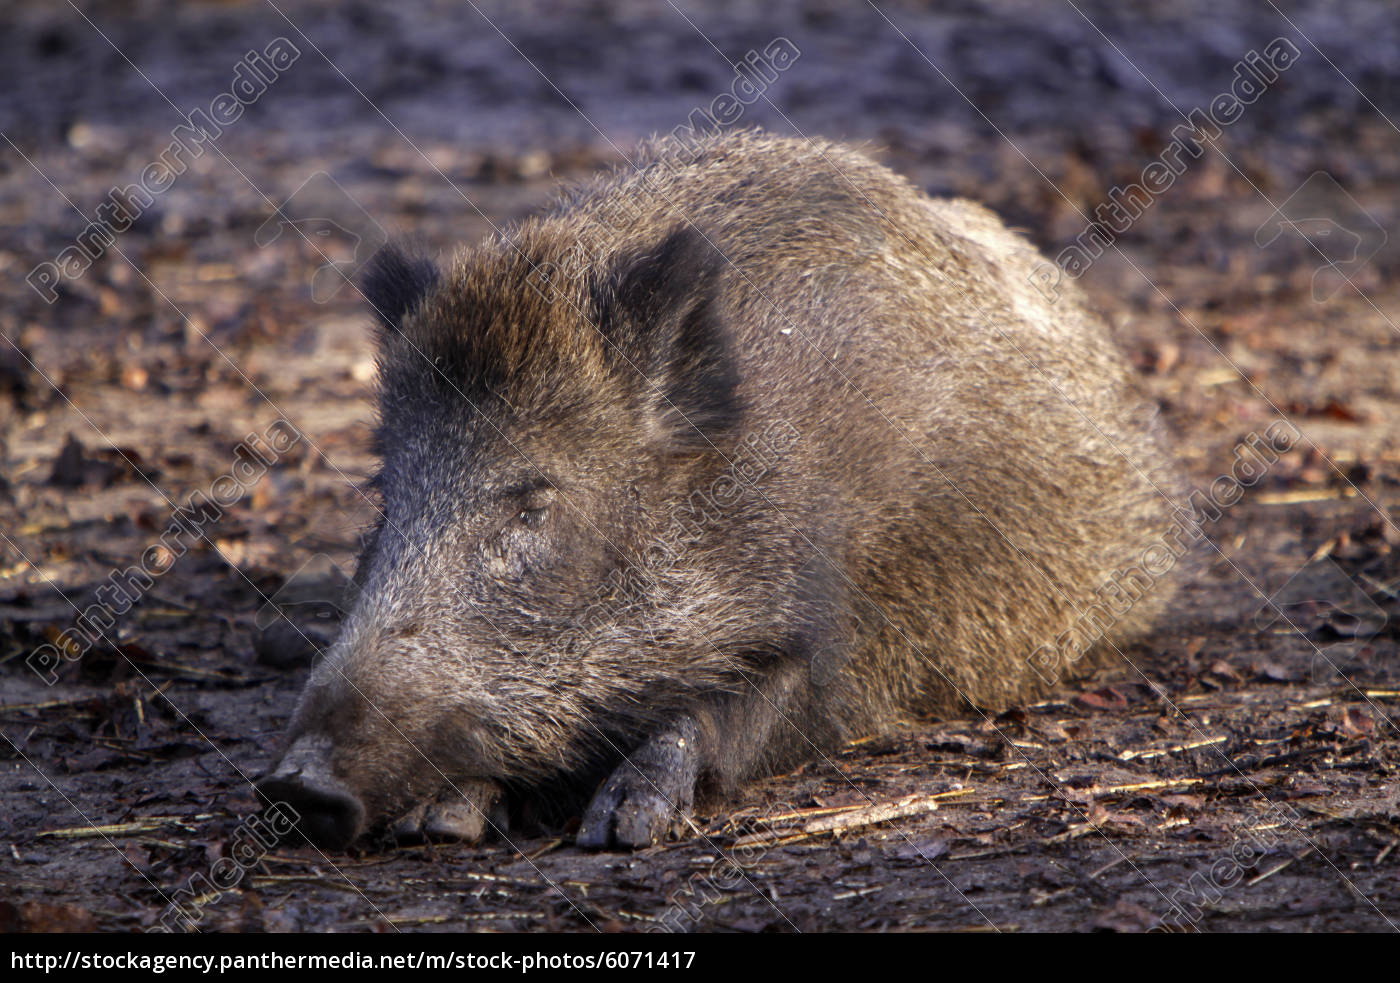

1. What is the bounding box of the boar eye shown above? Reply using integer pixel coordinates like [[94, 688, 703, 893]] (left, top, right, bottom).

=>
[[516, 506, 548, 529]]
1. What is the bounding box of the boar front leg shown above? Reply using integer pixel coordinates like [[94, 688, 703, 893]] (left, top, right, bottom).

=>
[[578, 657, 820, 850], [389, 778, 508, 845], [576, 716, 701, 849]]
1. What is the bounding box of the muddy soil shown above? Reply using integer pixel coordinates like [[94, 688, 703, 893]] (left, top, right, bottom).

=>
[[1, 0, 1398, 933]]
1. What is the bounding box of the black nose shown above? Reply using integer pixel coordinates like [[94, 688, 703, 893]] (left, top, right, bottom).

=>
[[256, 772, 365, 851]]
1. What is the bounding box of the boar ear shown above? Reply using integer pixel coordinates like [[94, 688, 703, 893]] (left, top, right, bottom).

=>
[[606, 226, 741, 452], [361, 244, 440, 334]]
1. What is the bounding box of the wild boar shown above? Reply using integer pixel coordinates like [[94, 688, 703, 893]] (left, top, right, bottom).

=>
[[256, 131, 1189, 850]]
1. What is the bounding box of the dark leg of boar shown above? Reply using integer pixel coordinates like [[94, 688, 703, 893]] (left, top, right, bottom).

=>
[[578, 660, 818, 848], [577, 716, 700, 849], [389, 779, 508, 845]]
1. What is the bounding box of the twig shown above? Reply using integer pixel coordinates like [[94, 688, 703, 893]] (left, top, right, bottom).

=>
[[1026, 777, 1206, 802], [0, 696, 105, 714], [744, 787, 972, 828], [832, 885, 882, 900], [1245, 858, 1294, 887], [731, 792, 944, 849], [1089, 855, 1128, 879], [37, 815, 213, 839], [1119, 737, 1228, 761], [947, 847, 1022, 861], [1101, 778, 1206, 795], [1254, 488, 1357, 505], [246, 875, 365, 894], [525, 837, 564, 861]]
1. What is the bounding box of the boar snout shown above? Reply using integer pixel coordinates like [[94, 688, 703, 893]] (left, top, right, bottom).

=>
[[256, 735, 366, 850]]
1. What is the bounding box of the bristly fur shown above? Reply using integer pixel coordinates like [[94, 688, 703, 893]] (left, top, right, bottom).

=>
[[366, 221, 751, 502], [593, 227, 743, 451], [263, 130, 1193, 848], [361, 245, 439, 333]]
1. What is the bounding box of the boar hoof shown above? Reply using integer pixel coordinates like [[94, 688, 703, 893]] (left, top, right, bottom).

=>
[[390, 780, 507, 845], [577, 719, 700, 850]]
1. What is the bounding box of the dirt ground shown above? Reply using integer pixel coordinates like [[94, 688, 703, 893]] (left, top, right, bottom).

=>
[[1, 0, 1398, 933]]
